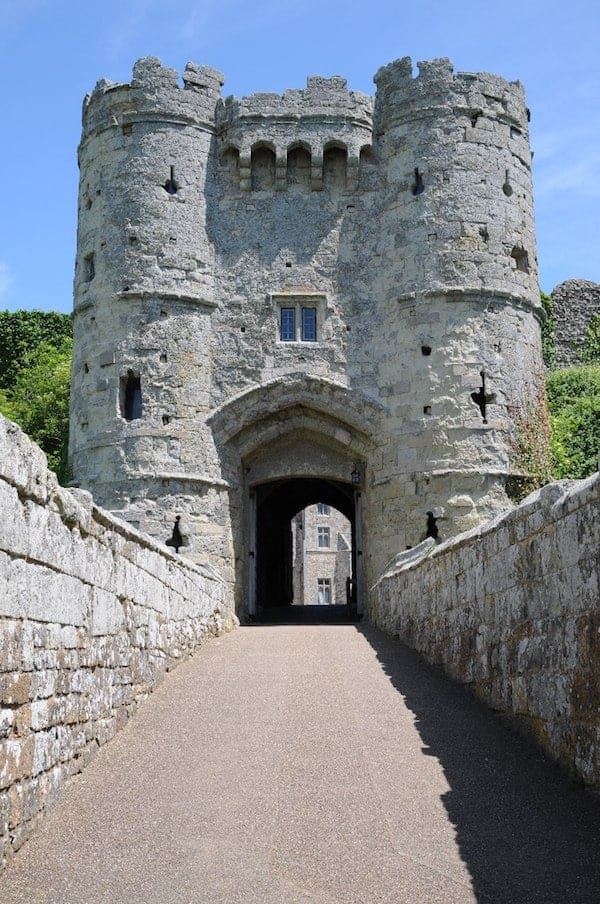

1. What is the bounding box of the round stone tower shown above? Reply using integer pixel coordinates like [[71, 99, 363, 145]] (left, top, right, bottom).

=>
[[70, 57, 231, 575], [69, 55, 548, 614], [361, 56, 546, 560]]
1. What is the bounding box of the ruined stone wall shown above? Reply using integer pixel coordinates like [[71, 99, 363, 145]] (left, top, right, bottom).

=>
[[551, 279, 600, 367], [0, 415, 234, 871], [370, 473, 600, 787]]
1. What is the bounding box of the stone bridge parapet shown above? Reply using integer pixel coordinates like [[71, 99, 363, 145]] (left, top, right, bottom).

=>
[[0, 415, 235, 872], [370, 471, 600, 787]]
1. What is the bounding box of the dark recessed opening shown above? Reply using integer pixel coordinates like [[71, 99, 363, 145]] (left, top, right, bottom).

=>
[[84, 253, 95, 282], [84, 363, 89, 374], [425, 512, 440, 542], [285, 262, 292, 268], [254, 476, 358, 621], [166, 516, 183, 553], [160, 352, 167, 363], [470, 370, 495, 424], [421, 345, 432, 356], [122, 123, 133, 136], [423, 405, 432, 415], [511, 246, 530, 273], [412, 167, 425, 196], [164, 166, 178, 195], [120, 370, 142, 421], [162, 414, 171, 425]]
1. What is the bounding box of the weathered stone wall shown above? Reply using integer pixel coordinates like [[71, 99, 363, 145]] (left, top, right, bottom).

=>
[[70, 54, 546, 615], [369, 473, 600, 787], [552, 279, 600, 367], [0, 415, 235, 871]]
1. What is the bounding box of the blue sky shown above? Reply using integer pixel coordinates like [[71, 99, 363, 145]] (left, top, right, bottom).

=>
[[0, 0, 598, 313]]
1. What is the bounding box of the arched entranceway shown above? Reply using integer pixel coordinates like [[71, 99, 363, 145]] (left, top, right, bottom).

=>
[[251, 477, 359, 619], [207, 374, 382, 618]]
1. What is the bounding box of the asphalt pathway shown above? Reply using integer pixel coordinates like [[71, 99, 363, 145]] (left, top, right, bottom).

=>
[[3, 623, 600, 904]]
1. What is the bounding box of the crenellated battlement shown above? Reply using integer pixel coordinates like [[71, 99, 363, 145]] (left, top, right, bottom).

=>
[[373, 56, 529, 134], [219, 75, 372, 123], [81, 57, 224, 142]]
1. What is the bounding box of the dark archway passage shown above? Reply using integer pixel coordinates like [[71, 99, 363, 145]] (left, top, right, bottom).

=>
[[254, 477, 356, 621]]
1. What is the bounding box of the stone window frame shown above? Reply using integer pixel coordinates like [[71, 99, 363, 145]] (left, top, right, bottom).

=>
[[272, 292, 327, 345], [317, 578, 332, 605], [317, 526, 331, 548]]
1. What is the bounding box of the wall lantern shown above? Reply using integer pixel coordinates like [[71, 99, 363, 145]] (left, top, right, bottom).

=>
[[351, 465, 361, 485]]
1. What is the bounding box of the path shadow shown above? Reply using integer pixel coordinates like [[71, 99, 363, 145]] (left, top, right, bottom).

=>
[[254, 604, 357, 625], [359, 622, 600, 904]]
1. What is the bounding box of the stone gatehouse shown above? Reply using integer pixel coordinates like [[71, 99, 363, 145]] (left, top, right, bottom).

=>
[[69, 54, 545, 616]]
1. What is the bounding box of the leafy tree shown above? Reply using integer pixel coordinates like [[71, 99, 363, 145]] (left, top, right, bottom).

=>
[[0, 339, 73, 484], [0, 310, 72, 391], [546, 365, 600, 480], [546, 364, 600, 411]]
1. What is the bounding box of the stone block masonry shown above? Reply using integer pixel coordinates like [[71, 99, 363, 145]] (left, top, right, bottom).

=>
[[369, 472, 600, 787], [0, 414, 235, 872]]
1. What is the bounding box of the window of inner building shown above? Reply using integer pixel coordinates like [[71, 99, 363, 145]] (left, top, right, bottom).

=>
[[301, 307, 317, 342], [280, 307, 296, 342], [120, 370, 142, 421], [317, 526, 330, 548], [317, 502, 330, 515], [317, 578, 332, 605]]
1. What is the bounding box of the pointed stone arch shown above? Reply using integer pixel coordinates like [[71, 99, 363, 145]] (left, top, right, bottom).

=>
[[208, 373, 383, 450], [208, 374, 382, 616]]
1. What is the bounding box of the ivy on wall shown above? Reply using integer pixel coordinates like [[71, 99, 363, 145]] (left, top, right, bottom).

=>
[[579, 314, 600, 365], [540, 291, 556, 369]]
